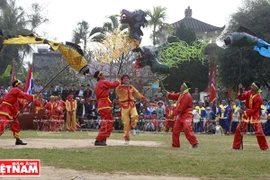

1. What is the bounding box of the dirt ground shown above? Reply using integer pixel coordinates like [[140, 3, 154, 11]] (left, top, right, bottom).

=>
[[0, 138, 200, 180], [0, 138, 162, 149]]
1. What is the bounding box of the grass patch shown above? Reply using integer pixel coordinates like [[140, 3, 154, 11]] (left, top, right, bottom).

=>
[[1, 130, 270, 179]]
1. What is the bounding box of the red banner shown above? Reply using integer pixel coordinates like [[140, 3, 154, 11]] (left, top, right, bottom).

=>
[[209, 75, 216, 103]]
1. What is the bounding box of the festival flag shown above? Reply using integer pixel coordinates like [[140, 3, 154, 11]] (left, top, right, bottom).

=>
[[24, 66, 34, 94], [151, 81, 159, 89], [209, 76, 216, 103], [10, 61, 16, 83]]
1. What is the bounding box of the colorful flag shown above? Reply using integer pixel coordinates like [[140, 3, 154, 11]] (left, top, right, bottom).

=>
[[24, 66, 34, 94], [10, 61, 16, 84], [151, 81, 159, 89], [209, 76, 216, 103]]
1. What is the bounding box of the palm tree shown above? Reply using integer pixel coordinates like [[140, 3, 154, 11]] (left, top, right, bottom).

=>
[[103, 15, 119, 32], [145, 6, 168, 45], [72, 20, 106, 52], [0, 0, 47, 75]]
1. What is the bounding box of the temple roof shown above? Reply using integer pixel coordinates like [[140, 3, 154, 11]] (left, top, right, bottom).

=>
[[172, 6, 225, 32]]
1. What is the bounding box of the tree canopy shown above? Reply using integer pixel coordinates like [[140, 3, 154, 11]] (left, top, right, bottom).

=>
[[217, 0, 270, 90], [0, 0, 47, 79], [160, 23, 209, 92]]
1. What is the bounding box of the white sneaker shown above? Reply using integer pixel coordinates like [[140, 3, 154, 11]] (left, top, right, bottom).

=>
[[124, 140, 129, 145], [131, 129, 136, 136]]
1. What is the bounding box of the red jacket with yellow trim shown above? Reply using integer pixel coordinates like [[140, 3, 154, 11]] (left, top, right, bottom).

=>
[[33, 98, 46, 114], [168, 91, 193, 119], [0, 87, 34, 119], [238, 90, 262, 123], [165, 105, 176, 121], [95, 79, 120, 111], [116, 85, 143, 109]]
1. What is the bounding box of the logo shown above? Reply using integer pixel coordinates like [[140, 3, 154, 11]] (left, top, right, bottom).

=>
[[0, 159, 40, 177]]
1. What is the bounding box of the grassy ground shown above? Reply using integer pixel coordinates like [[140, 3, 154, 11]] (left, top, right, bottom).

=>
[[1, 130, 270, 180]]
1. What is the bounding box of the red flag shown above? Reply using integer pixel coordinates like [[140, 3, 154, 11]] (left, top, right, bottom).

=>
[[209, 76, 216, 103], [24, 66, 34, 94]]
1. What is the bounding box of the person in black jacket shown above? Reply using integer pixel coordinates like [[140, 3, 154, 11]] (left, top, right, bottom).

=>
[[61, 84, 69, 101], [83, 84, 92, 100]]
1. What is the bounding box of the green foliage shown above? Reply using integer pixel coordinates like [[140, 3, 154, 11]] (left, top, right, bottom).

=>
[[0, 64, 11, 85], [217, 0, 270, 90], [158, 22, 209, 91], [158, 40, 208, 68], [164, 60, 209, 92], [2, 64, 11, 77], [0, 0, 48, 75]]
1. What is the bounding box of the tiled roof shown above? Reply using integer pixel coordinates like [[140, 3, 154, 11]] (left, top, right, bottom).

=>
[[172, 6, 225, 32], [172, 18, 225, 32]]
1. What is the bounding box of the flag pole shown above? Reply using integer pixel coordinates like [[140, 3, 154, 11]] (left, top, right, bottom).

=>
[[239, 47, 244, 150], [16, 64, 70, 118]]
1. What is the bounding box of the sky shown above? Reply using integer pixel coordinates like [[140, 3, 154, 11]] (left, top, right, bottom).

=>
[[19, 0, 244, 47]]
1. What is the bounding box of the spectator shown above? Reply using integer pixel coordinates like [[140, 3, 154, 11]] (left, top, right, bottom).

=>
[[145, 102, 156, 116], [76, 95, 85, 127], [32, 79, 43, 94], [154, 89, 163, 101], [84, 84, 92, 100], [192, 88, 200, 103], [76, 84, 85, 97], [156, 101, 165, 119], [217, 99, 230, 135], [0, 84, 8, 95], [54, 81, 63, 96], [61, 84, 69, 101], [69, 84, 77, 97]]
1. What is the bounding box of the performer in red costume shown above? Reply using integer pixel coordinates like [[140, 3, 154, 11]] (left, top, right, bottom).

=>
[[0, 80, 35, 145], [33, 94, 46, 114], [232, 82, 268, 150], [164, 103, 176, 132], [167, 81, 199, 148], [44, 96, 55, 131], [93, 71, 120, 146], [56, 95, 66, 131]]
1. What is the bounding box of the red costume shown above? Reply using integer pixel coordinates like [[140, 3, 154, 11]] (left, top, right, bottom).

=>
[[233, 90, 268, 150], [168, 91, 198, 148], [33, 97, 46, 114], [18, 98, 31, 112], [53, 99, 65, 132], [44, 100, 55, 131], [164, 104, 176, 132], [95, 79, 120, 142], [0, 87, 34, 137]]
